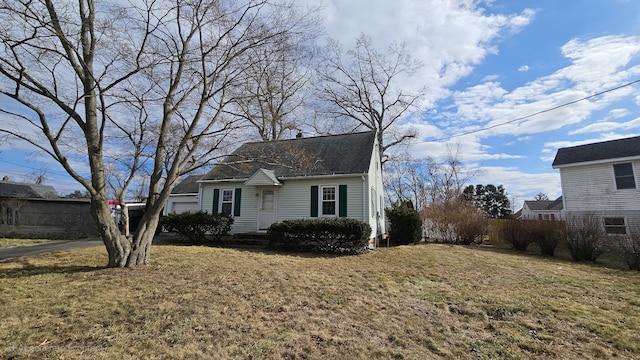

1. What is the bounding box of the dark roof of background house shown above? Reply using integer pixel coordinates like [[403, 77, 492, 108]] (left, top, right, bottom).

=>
[[171, 175, 201, 194], [203, 131, 376, 181], [524, 196, 563, 211], [0, 181, 58, 199], [552, 135, 640, 167]]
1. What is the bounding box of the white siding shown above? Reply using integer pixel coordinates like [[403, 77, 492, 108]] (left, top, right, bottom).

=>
[[276, 177, 365, 221], [164, 194, 198, 215], [200, 182, 258, 233], [365, 137, 385, 238], [560, 160, 640, 212], [200, 177, 371, 235]]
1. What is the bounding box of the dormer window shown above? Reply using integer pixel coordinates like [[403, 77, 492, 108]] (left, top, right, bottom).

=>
[[613, 163, 636, 190]]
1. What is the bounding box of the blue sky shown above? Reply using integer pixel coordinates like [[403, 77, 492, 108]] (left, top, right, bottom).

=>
[[312, 0, 640, 208], [1, 0, 640, 210]]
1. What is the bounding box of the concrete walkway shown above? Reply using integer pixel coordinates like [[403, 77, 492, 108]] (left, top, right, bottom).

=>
[[0, 239, 103, 260]]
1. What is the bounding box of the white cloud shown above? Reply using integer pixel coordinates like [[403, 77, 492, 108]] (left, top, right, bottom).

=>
[[471, 166, 562, 209], [518, 65, 529, 72], [436, 35, 640, 139], [310, 0, 534, 106], [569, 117, 640, 135]]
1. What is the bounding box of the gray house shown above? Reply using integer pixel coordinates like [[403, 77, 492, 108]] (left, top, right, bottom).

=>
[[552, 135, 640, 234], [199, 131, 386, 246], [0, 180, 97, 238]]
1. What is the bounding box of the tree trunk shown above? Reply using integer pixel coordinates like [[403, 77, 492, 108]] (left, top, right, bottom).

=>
[[126, 209, 160, 266], [90, 198, 131, 267]]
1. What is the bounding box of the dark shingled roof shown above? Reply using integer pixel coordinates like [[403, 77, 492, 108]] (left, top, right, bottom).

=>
[[524, 196, 563, 211], [171, 175, 202, 194], [203, 131, 376, 181], [552, 135, 640, 167], [0, 181, 58, 199]]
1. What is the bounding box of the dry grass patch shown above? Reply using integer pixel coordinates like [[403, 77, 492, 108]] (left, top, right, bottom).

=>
[[0, 244, 639, 359], [0, 239, 58, 248]]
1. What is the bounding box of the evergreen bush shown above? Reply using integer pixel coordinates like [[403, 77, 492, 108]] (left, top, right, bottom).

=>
[[267, 218, 371, 254], [385, 202, 422, 245]]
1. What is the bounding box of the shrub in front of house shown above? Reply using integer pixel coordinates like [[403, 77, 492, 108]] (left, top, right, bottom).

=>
[[385, 201, 422, 245], [613, 230, 640, 271], [527, 220, 566, 257], [565, 213, 604, 262], [159, 211, 233, 244], [267, 218, 371, 254], [498, 219, 532, 251]]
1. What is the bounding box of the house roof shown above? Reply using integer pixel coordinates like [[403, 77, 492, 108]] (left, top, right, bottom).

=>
[[202, 131, 376, 181], [0, 181, 58, 199], [524, 196, 563, 211], [552, 135, 640, 167], [171, 175, 202, 194]]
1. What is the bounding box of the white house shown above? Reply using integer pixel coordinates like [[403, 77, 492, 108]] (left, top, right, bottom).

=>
[[198, 131, 386, 245], [552, 136, 640, 234], [520, 197, 564, 221]]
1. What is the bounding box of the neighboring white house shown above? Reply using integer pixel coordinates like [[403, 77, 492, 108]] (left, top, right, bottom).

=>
[[198, 131, 386, 246], [552, 135, 640, 234], [164, 175, 201, 215], [520, 197, 564, 221]]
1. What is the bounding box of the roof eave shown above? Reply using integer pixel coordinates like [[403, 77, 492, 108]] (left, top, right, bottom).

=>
[[552, 154, 640, 169]]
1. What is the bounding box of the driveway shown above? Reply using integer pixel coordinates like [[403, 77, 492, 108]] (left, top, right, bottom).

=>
[[0, 239, 103, 260]]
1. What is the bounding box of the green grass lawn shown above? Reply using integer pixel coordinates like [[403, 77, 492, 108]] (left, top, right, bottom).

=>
[[0, 243, 638, 359]]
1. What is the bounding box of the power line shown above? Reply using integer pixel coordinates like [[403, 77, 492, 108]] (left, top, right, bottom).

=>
[[428, 79, 640, 142]]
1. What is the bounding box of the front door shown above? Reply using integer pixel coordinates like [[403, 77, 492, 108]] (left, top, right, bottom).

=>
[[258, 188, 276, 230]]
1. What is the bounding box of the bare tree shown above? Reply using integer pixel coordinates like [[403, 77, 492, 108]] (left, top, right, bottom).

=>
[[230, 3, 322, 141], [534, 192, 550, 201], [315, 33, 426, 164], [385, 144, 475, 211], [0, 0, 305, 267], [0, 194, 27, 232]]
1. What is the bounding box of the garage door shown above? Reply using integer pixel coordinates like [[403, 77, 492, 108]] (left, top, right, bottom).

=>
[[171, 202, 198, 213]]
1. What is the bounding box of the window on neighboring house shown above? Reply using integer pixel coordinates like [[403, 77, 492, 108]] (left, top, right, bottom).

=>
[[613, 163, 636, 190], [6, 207, 12, 225], [604, 217, 627, 235], [221, 189, 234, 215], [321, 186, 336, 216]]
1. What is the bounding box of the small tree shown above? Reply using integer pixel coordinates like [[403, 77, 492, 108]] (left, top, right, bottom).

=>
[[385, 201, 422, 245]]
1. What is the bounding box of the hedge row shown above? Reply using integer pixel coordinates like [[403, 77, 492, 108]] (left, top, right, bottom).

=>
[[159, 211, 233, 244], [267, 218, 372, 254]]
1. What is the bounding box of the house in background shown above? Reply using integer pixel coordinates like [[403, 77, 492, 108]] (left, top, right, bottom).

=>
[[552, 135, 640, 234], [198, 131, 386, 246], [164, 175, 201, 215], [0, 179, 97, 238], [520, 196, 564, 221]]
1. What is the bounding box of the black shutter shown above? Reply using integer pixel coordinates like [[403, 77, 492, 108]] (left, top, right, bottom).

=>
[[213, 189, 220, 214], [234, 188, 242, 217], [339, 185, 347, 217], [311, 186, 318, 217]]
